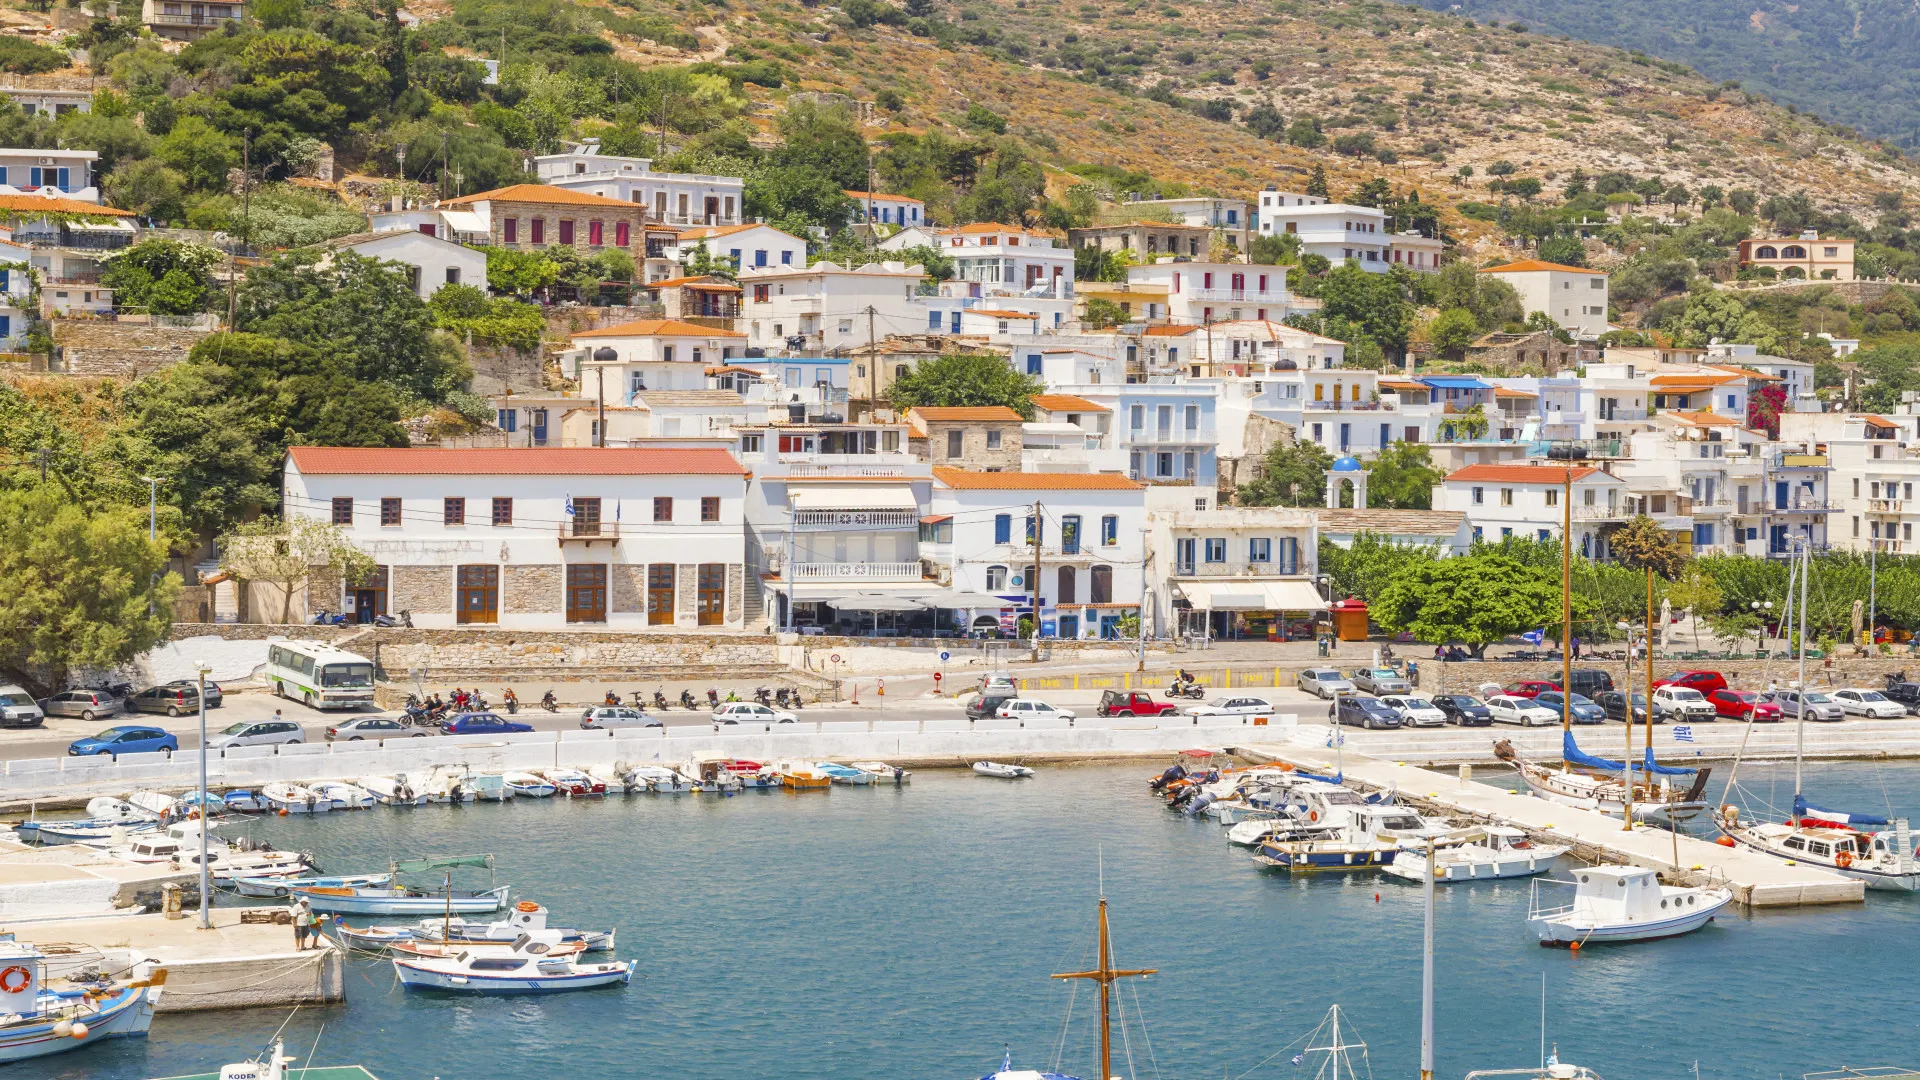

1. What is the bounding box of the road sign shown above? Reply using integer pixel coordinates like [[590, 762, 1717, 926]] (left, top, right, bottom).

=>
[[829, 653, 842, 663], [933, 672, 943, 683], [939, 650, 951, 662]]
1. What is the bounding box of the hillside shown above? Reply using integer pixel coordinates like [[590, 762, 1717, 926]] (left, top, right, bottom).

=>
[[1393, 0, 1920, 150]]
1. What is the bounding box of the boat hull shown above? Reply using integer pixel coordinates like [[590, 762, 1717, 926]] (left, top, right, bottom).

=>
[[229, 873, 389, 899], [0, 985, 158, 1064], [1531, 898, 1729, 944], [1382, 850, 1563, 883], [392, 960, 633, 995], [295, 885, 509, 915], [1252, 844, 1399, 871]]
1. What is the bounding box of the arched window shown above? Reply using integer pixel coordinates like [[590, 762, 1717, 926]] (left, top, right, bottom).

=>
[[1057, 566, 1076, 605], [1781, 245, 1807, 259], [1090, 565, 1114, 604], [1783, 266, 1806, 279], [985, 565, 1008, 592], [1754, 245, 1778, 259]]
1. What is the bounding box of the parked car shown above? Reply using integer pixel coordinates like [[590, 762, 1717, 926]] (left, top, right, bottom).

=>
[[1708, 689, 1783, 722], [207, 719, 307, 749], [1486, 695, 1559, 726], [1566, 669, 1615, 700], [162, 679, 223, 709], [326, 717, 416, 741], [67, 726, 177, 756], [1098, 691, 1182, 718], [582, 706, 664, 729], [1653, 670, 1729, 696], [1184, 695, 1280, 719], [0, 685, 44, 728], [127, 685, 209, 718], [1297, 668, 1356, 699], [996, 699, 1077, 722], [1351, 667, 1410, 695], [1771, 689, 1846, 723], [1501, 679, 1561, 700], [1532, 691, 1606, 725], [1883, 673, 1920, 714], [1651, 686, 1717, 722], [41, 689, 121, 721], [1336, 695, 1403, 729], [1376, 695, 1447, 727], [442, 712, 534, 736], [1430, 694, 1493, 726], [966, 691, 1016, 721], [1594, 691, 1653, 724], [979, 673, 1018, 696], [712, 703, 797, 725], [1830, 688, 1909, 719]]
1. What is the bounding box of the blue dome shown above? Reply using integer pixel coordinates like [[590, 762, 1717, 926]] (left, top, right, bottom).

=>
[[1331, 455, 1363, 472]]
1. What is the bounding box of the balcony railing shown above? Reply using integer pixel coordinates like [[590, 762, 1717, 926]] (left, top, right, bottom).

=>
[[1176, 563, 1308, 579], [1526, 439, 1624, 458], [557, 521, 620, 543], [790, 561, 923, 581], [1869, 499, 1905, 515], [147, 11, 242, 26], [782, 458, 913, 478], [793, 509, 919, 530], [1187, 288, 1282, 302], [1304, 400, 1389, 412], [1771, 453, 1831, 469], [1771, 499, 1834, 514], [1127, 426, 1217, 445], [1571, 505, 1624, 520]]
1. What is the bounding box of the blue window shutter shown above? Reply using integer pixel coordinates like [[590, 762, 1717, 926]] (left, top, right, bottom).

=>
[[950, 313, 961, 333], [0, 315, 11, 340], [994, 514, 1011, 544], [929, 309, 941, 329], [56, 167, 68, 191], [28, 167, 40, 187], [1026, 354, 1042, 375]]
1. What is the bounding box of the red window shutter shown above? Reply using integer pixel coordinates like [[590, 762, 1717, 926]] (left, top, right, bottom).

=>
[[615, 221, 630, 246], [558, 219, 575, 244], [503, 218, 517, 243], [589, 220, 603, 246], [530, 218, 544, 244]]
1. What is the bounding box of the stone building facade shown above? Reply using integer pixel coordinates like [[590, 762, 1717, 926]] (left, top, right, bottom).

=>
[[906, 406, 1025, 471]]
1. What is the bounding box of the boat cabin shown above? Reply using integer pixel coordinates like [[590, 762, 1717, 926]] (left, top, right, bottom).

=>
[[1566, 866, 1703, 922]]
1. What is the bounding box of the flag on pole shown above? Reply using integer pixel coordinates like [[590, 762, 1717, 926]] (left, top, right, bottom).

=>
[[1290, 1053, 1305, 1067], [1672, 725, 1695, 743], [564, 494, 575, 517]]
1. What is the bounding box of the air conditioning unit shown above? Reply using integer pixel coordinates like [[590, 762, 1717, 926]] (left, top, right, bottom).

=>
[[36, 158, 52, 166]]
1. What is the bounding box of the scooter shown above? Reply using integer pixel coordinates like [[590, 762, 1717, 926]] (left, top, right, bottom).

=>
[[755, 686, 772, 706], [774, 688, 791, 708], [540, 690, 558, 712], [680, 689, 698, 710], [706, 689, 720, 708], [604, 691, 621, 707], [311, 610, 347, 626], [654, 689, 670, 711], [723, 689, 741, 704], [1168, 679, 1206, 700], [372, 610, 412, 628]]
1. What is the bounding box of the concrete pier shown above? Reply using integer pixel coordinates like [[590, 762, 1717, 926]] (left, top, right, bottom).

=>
[[1239, 729, 1865, 908]]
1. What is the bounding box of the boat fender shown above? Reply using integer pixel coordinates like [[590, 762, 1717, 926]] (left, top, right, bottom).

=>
[[0, 966, 29, 992], [1308, 810, 1319, 822], [52, 1019, 71, 1037], [1836, 851, 1854, 869], [70, 1022, 88, 1040]]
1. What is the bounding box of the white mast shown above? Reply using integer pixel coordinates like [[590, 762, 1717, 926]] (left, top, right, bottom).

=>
[[1795, 537, 1809, 801]]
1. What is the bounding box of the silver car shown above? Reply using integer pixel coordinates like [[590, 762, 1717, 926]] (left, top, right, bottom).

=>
[[42, 689, 122, 721], [1351, 667, 1410, 695], [1297, 668, 1356, 699], [1771, 689, 1845, 723], [1830, 689, 1908, 719], [207, 719, 307, 749]]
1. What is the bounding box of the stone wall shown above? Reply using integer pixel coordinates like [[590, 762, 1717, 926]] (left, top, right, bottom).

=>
[[610, 563, 646, 614], [391, 565, 452, 614], [52, 320, 211, 378], [503, 564, 561, 614], [466, 342, 545, 398], [676, 563, 697, 625], [914, 419, 1023, 470]]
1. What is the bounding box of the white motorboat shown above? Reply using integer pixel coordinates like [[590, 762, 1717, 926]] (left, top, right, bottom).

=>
[[313, 782, 377, 811], [1719, 807, 1920, 891], [226, 872, 391, 899], [1527, 865, 1733, 945], [85, 797, 150, 823], [633, 765, 691, 793], [1382, 826, 1569, 884], [172, 1039, 378, 1080], [261, 782, 330, 814], [588, 765, 643, 795], [88, 821, 309, 877], [15, 815, 159, 846], [223, 790, 270, 813], [358, 775, 427, 806], [535, 768, 606, 797], [334, 901, 616, 953], [850, 760, 911, 784], [391, 929, 633, 995], [127, 790, 179, 821], [972, 761, 1033, 779], [453, 772, 500, 802], [0, 943, 164, 1065], [503, 772, 557, 798]]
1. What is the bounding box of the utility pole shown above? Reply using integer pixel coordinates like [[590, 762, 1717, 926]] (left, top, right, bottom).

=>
[[866, 305, 876, 354], [1136, 548, 1148, 672], [1031, 499, 1042, 661]]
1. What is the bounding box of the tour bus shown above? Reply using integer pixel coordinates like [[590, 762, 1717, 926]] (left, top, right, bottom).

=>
[[264, 641, 377, 710]]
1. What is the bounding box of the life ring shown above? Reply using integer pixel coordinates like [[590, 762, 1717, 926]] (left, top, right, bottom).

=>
[[1836, 851, 1854, 869], [1308, 810, 1319, 822], [0, 966, 31, 993], [516, 901, 539, 913]]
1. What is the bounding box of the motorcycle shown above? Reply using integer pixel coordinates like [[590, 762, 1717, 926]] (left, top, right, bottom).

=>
[[773, 688, 790, 708], [1168, 679, 1206, 700], [654, 689, 670, 711], [604, 691, 621, 707], [755, 686, 772, 706], [502, 689, 519, 715], [706, 689, 720, 708], [680, 689, 698, 710], [723, 689, 741, 704], [540, 690, 558, 712], [402, 702, 433, 727], [311, 610, 347, 626]]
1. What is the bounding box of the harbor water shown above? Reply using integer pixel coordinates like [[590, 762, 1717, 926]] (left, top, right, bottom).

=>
[[41, 758, 1920, 1080]]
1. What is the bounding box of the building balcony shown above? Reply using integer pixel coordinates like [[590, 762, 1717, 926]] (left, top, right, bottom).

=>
[[1771, 453, 1831, 470], [147, 12, 243, 27], [557, 521, 620, 545], [1868, 498, 1905, 515], [789, 561, 924, 582], [1689, 499, 1735, 516], [1175, 562, 1308, 578], [1571, 505, 1625, 521], [1126, 427, 1217, 445], [1305, 400, 1392, 412], [1186, 288, 1284, 303], [780, 456, 916, 478], [1770, 499, 1834, 514], [1023, 446, 1130, 472], [792, 509, 919, 531], [1526, 438, 1625, 459]]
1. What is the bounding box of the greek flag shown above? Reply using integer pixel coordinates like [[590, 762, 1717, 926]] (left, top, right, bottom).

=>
[[564, 495, 576, 518], [1291, 1053, 1305, 1067], [1672, 725, 1695, 743], [1325, 730, 1345, 749]]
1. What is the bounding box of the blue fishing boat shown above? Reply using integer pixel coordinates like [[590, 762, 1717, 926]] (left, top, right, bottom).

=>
[[15, 817, 160, 845], [813, 762, 875, 786], [0, 942, 164, 1065], [291, 854, 507, 915], [228, 872, 391, 900], [391, 929, 632, 994]]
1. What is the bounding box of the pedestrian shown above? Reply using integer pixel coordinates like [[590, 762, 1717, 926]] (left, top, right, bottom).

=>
[[272, 709, 283, 723], [290, 897, 308, 951], [302, 902, 322, 950]]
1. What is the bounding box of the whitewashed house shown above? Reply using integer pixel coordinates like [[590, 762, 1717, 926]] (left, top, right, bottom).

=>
[[740, 260, 929, 355], [1146, 505, 1324, 642], [671, 223, 806, 273], [0, 149, 97, 202], [536, 142, 744, 227], [319, 230, 488, 298], [1253, 190, 1389, 271], [1478, 260, 1610, 339], [1431, 462, 1629, 558]]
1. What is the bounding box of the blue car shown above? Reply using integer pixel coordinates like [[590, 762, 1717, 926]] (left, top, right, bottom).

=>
[[442, 712, 534, 736], [68, 726, 179, 756], [1533, 691, 1606, 725]]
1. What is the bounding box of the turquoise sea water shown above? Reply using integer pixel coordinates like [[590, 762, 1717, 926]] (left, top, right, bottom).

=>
[[38, 758, 1920, 1080]]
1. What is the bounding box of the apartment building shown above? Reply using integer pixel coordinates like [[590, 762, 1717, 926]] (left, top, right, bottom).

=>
[[1253, 190, 1390, 271], [374, 184, 650, 256], [1478, 260, 1611, 339], [1431, 463, 1629, 559], [1737, 232, 1855, 281], [740, 260, 929, 355], [1147, 506, 1323, 642], [536, 143, 744, 227]]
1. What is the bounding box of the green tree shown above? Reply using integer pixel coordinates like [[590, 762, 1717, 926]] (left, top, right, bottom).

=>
[[887, 352, 1043, 417], [1286, 117, 1325, 148], [1535, 235, 1585, 267], [1081, 297, 1126, 330], [0, 488, 177, 693], [895, 244, 955, 281], [1665, 290, 1790, 354], [1426, 307, 1481, 360], [155, 115, 239, 192], [1364, 442, 1442, 509], [218, 514, 376, 625], [1305, 163, 1329, 198], [1237, 440, 1333, 508], [1250, 232, 1300, 266], [238, 251, 464, 401], [113, 362, 280, 534], [1350, 177, 1391, 208], [1320, 263, 1413, 354], [1610, 514, 1689, 579], [100, 238, 221, 315], [102, 159, 185, 220], [1318, 531, 1440, 603], [1371, 554, 1563, 657], [769, 99, 870, 190], [1666, 564, 1723, 648], [484, 247, 560, 298]]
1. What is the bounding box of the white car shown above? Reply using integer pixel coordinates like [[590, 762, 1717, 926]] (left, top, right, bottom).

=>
[[207, 719, 307, 748], [1486, 695, 1558, 726], [1297, 668, 1356, 699], [581, 706, 664, 729], [1377, 695, 1447, 727], [1650, 686, 1716, 721], [712, 703, 797, 725], [996, 699, 1077, 722], [1831, 688, 1909, 719], [1185, 695, 1278, 718]]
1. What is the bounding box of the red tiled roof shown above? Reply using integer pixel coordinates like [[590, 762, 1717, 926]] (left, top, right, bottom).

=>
[[1030, 394, 1110, 413], [288, 447, 747, 476], [845, 190, 924, 203], [909, 406, 1024, 421], [933, 467, 1143, 491], [572, 318, 746, 339], [0, 194, 132, 216], [1445, 464, 1604, 484], [1861, 414, 1901, 429], [1143, 325, 1198, 337], [1478, 259, 1606, 275], [441, 184, 638, 209], [1671, 411, 1741, 427]]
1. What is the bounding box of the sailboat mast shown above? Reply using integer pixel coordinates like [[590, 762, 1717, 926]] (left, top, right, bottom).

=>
[[1644, 565, 1655, 794], [1419, 837, 1435, 1080], [1796, 537, 1809, 801], [1098, 899, 1112, 1080], [1561, 469, 1572, 735]]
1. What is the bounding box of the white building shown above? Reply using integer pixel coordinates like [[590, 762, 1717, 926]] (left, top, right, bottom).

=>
[[1147, 505, 1323, 642], [1253, 190, 1389, 271], [740, 260, 928, 355], [847, 190, 924, 228], [535, 143, 744, 227], [0, 149, 98, 203], [671, 223, 805, 273], [1126, 260, 1290, 325], [1389, 232, 1444, 272], [1706, 342, 1817, 411], [1432, 462, 1629, 559], [924, 467, 1147, 640], [564, 318, 750, 389], [1782, 412, 1918, 555], [0, 85, 90, 119], [282, 446, 749, 630], [320, 230, 488, 298], [1478, 260, 1610, 339]]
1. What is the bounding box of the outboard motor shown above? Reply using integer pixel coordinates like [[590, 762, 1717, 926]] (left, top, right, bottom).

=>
[[1150, 764, 1188, 792]]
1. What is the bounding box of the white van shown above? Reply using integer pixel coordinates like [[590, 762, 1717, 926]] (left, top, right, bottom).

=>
[[0, 685, 44, 728]]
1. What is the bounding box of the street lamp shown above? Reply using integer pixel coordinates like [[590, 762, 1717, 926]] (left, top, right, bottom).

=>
[[1750, 600, 1774, 657], [195, 661, 211, 930]]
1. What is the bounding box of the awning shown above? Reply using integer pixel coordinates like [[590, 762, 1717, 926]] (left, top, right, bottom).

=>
[[1176, 580, 1328, 612], [789, 484, 918, 510], [441, 210, 488, 234], [1419, 376, 1491, 390], [71, 219, 134, 231]]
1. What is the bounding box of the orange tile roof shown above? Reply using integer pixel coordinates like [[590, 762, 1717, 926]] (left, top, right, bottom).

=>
[[933, 467, 1144, 491], [0, 194, 132, 217], [288, 447, 746, 476], [909, 406, 1024, 422], [1708, 365, 1782, 381], [844, 190, 923, 203], [1030, 394, 1111, 413], [1379, 380, 1428, 392], [1671, 411, 1741, 427], [1478, 259, 1607, 275], [441, 183, 639, 209], [572, 318, 746, 339], [1493, 387, 1539, 398], [1143, 325, 1198, 337], [1860, 414, 1902, 429], [966, 309, 1040, 319], [1445, 463, 1604, 484], [647, 275, 742, 292], [678, 223, 793, 241]]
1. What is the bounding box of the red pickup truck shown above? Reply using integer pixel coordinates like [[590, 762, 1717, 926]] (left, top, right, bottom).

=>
[[1098, 691, 1182, 718]]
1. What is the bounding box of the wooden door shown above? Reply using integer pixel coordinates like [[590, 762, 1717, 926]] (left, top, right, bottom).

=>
[[456, 565, 498, 624], [696, 564, 725, 626], [566, 564, 607, 623], [647, 564, 676, 625]]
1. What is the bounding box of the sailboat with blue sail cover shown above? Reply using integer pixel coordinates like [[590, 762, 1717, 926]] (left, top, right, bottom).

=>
[[1494, 730, 1712, 823]]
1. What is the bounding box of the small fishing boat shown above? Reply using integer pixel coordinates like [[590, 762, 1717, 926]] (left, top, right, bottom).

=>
[[588, 765, 643, 795], [454, 773, 500, 802], [537, 768, 605, 797], [312, 782, 377, 811], [88, 821, 309, 877], [332, 901, 615, 953], [1251, 817, 1403, 871], [0, 943, 165, 1065], [502, 772, 557, 798], [850, 761, 911, 784], [150, 1038, 383, 1080], [223, 790, 269, 813], [296, 883, 511, 916], [814, 762, 875, 786], [260, 783, 330, 814], [1527, 865, 1732, 946], [15, 816, 160, 846], [972, 761, 1033, 779], [227, 872, 391, 899], [391, 930, 633, 995], [1382, 826, 1569, 884], [128, 790, 180, 821], [391, 935, 585, 959], [682, 758, 745, 793], [358, 776, 426, 807], [633, 765, 692, 793], [86, 797, 151, 823]]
